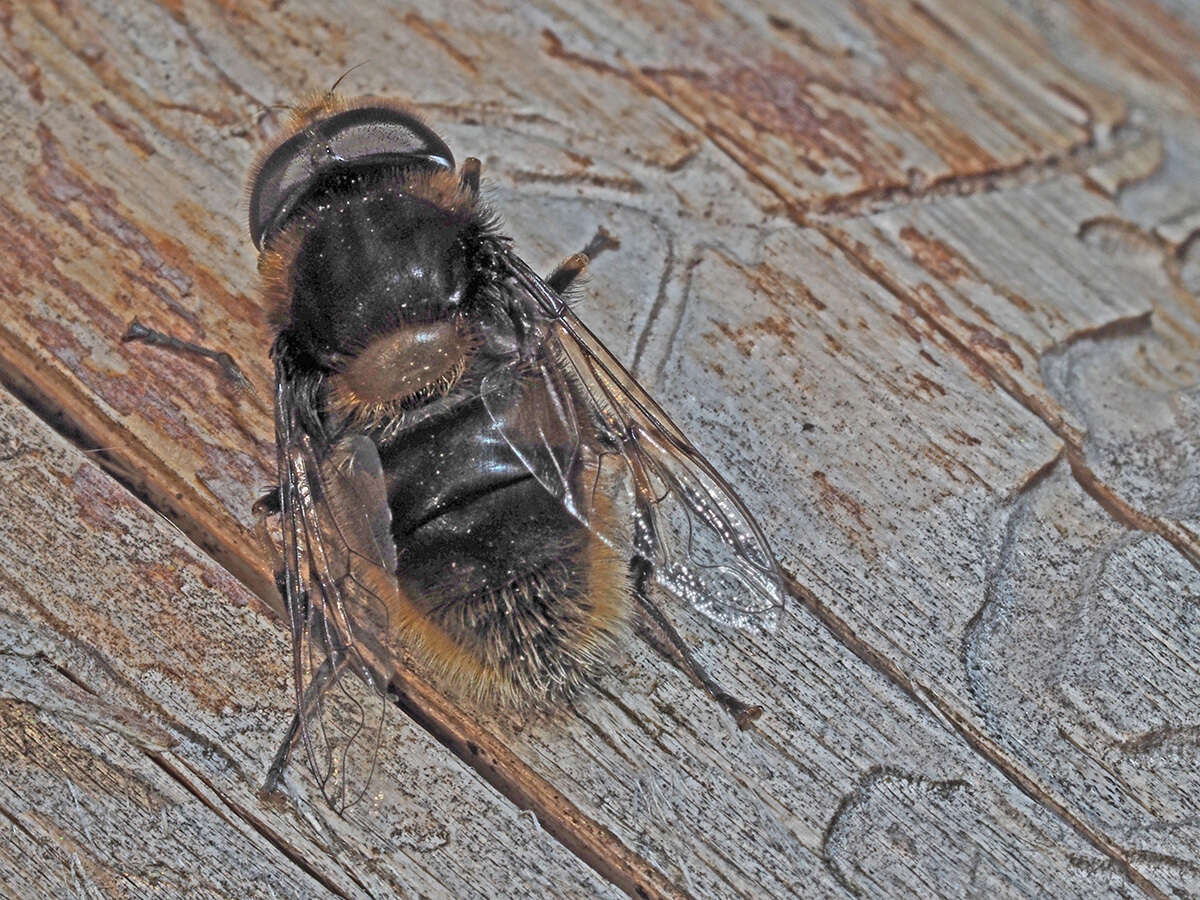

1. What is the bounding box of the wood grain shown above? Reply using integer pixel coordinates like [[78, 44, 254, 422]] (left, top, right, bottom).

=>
[[1, 0, 1198, 896], [0, 387, 614, 898]]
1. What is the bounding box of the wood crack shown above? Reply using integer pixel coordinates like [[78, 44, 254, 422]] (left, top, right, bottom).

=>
[[0, 321, 280, 608], [541, 28, 1160, 223], [960, 452, 1049, 733], [143, 752, 358, 899], [630, 224, 676, 377], [540, 28, 1197, 890], [1127, 847, 1200, 878], [810, 124, 1149, 221], [387, 677, 687, 900], [782, 569, 1169, 900], [1114, 723, 1200, 755], [1040, 309, 1155, 358], [0, 332, 682, 899], [821, 765, 970, 898], [819, 227, 1200, 573], [563, 14, 1198, 576]]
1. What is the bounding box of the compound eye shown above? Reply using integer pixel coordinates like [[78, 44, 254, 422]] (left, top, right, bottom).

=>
[[322, 111, 454, 170], [249, 106, 455, 249], [250, 132, 312, 248]]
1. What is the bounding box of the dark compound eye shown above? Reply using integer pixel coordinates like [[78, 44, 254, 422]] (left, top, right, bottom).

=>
[[249, 106, 454, 249]]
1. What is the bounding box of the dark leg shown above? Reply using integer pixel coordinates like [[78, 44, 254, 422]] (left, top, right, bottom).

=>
[[260, 648, 350, 798], [261, 708, 303, 799], [580, 226, 620, 262], [254, 491, 284, 578], [630, 557, 764, 730], [122, 319, 252, 393], [546, 253, 589, 294], [545, 227, 622, 293], [460, 156, 481, 196], [252, 487, 281, 517]]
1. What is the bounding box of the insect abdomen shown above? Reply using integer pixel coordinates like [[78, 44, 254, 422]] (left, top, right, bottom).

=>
[[381, 396, 631, 706], [408, 512, 631, 705]]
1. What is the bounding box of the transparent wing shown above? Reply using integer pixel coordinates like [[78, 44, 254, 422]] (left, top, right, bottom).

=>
[[274, 375, 402, 811], [488, 253, 786, 633], [480, 353, 629, 541]]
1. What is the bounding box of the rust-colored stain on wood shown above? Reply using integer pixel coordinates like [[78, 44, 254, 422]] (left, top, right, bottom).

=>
[[1, 1, 1199, 897]]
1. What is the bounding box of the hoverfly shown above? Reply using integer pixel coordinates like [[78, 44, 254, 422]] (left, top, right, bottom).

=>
[[130, 91, 785, 810]]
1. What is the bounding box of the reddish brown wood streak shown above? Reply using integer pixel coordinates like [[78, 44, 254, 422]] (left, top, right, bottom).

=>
[[1, 0, 1199, 896]]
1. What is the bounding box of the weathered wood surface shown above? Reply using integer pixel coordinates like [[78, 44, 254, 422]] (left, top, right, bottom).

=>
[[0, 0, 1197, 896], [0, 387, 614, 897]]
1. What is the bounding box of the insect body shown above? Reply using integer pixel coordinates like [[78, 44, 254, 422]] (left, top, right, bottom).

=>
[[244, 94, 785, 806]]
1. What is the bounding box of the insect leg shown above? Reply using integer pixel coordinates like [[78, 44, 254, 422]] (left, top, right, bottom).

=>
[[546, 227, 621, 293], [546, 253, 590, 293], [630, 557, 764, 730], [254, 489, 284, 579], [580, 226, 620, 261], [252, 488, 281, 516], [260, 647, 352, 796], [122, 319, 252, 393], [460, 156, 481, 196], [261, 709, 303, 797]]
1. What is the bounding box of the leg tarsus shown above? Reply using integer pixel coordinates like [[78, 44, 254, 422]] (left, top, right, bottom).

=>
[[630, 558, 764, 730], [260, 708, 302, 799], [581, 226, 620, 261], [123, 319, 252, 394], [260, 649, 350, 799]]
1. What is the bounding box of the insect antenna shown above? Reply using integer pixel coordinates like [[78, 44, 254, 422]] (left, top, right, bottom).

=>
[[327, 60, 371, 97]]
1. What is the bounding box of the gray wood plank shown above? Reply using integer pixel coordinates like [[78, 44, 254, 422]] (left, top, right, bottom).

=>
[[1, 0, 1197, 896], [0, 388, 614, 899]]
